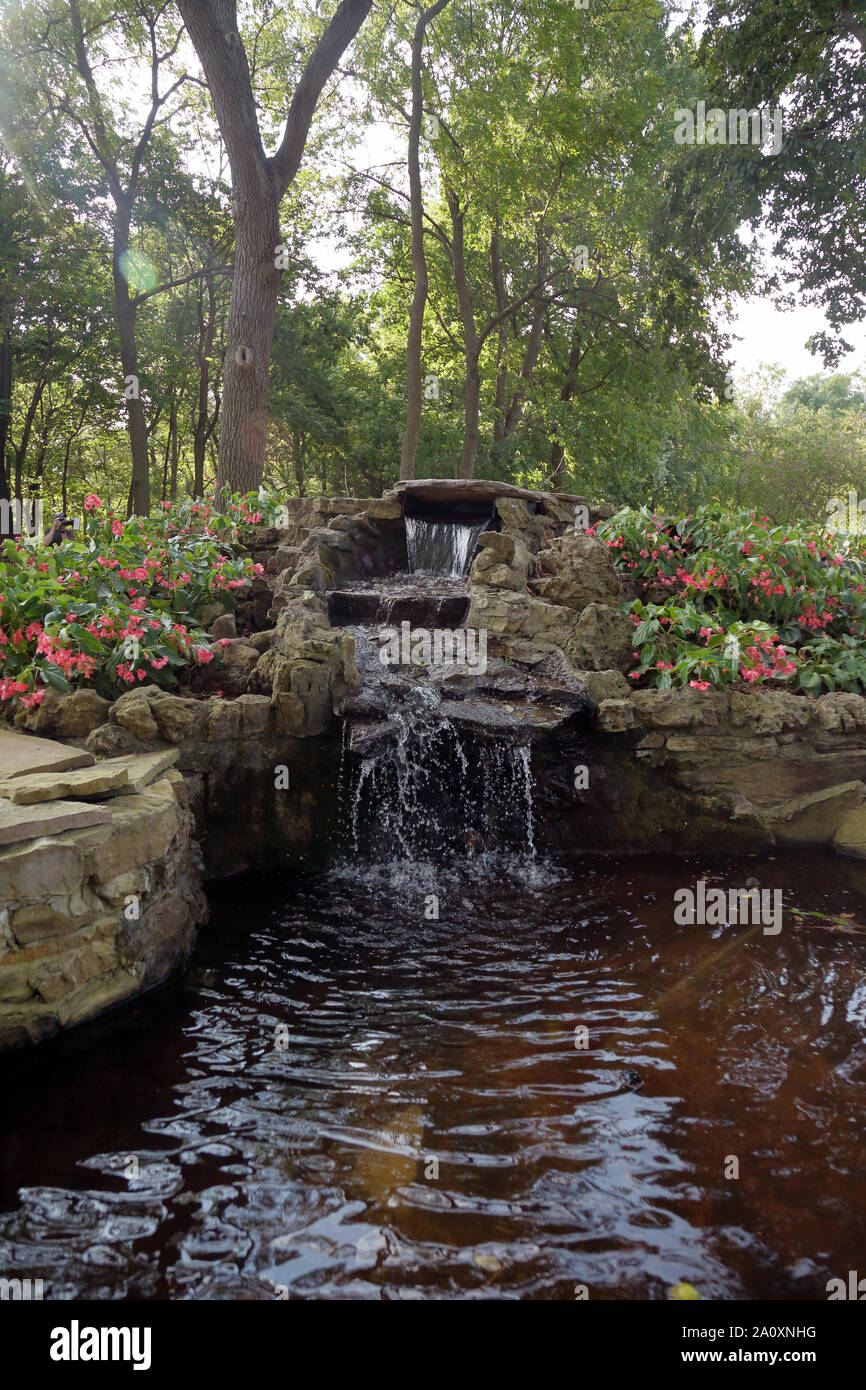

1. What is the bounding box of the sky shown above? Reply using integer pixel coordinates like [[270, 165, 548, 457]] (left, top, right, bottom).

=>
[[727, 297, 866, 388]]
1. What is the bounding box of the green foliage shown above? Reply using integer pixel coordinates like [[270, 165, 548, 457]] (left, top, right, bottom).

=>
[[595, 504, 866, 693], [700, 0, 866, 365], [0, 492, 270, 710]]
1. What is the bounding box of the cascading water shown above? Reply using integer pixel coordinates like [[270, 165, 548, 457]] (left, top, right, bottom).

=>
[[405, 516, 486, 576], [340, 688, 539, 882]]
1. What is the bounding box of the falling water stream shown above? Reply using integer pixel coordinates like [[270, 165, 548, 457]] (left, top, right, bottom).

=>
[[405, 516, 486, 576], [344, 689, 538, 875]]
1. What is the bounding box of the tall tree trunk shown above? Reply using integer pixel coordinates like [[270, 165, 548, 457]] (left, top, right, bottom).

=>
[[13, 375, 46, 498], [178, 0, 373, 497], [448, 191, 481, 480], [193, 267, 217, 498], [400, 0, 450, 481], [548, 325, 584, 482], [170, 403, 180, 502], [0, 308, 11, 504], [461, 358, 482, 479], [491, 226, 509, 446], [216, 187, 281, 496], [503, 301, 546, 436], [162, 393, 178, 502], [292, 428, 306, 497], [61, 439, 72, 514], [113, 206, 150, 516], [503, 236, 547, 437]]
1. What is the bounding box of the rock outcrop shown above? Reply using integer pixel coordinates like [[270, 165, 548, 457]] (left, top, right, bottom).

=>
[[0, 734, 206, 1051]]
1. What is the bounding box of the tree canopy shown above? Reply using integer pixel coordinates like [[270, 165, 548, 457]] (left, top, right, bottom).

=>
[[0, 0, 862, 513]]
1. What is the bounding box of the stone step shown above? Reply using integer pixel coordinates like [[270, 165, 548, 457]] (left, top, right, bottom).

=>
[[109, 748, 180, 795], [0, 730, 94, 780], [327, 589, 469, 629], [0, 763, 130, 805], [0, 798, 111, 847]]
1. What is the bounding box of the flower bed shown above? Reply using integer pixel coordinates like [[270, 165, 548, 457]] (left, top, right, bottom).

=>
[[0, 492, 279, 712], [593, 506, 866, 693]]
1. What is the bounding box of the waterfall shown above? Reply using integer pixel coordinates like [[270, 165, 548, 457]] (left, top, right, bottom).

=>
[[341, 691, 537, 872], [405, 516, 485, 576]]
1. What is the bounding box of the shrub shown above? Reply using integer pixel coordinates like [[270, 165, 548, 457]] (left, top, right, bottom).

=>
[[594, 505, 866, 693], [0, 491, 272, 712]]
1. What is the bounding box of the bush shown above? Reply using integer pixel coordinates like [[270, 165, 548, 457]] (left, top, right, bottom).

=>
[[0, 491, 274, 712], [593, 505, 866, 693]]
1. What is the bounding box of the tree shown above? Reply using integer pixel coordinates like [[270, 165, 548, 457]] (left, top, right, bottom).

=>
[[700, 0, 866, 365], [176, 0, 373, 496], [0, 0, 196, 515], [400, 0, 450, 481]]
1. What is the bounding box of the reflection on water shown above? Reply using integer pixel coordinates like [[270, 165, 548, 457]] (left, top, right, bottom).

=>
[[1, 851, 866, 1300]]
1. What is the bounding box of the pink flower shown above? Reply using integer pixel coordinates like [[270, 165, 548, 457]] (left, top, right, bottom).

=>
[[689, 680, 710, 690], [112, 519, 123, 537], [196, 648, 214, 664], [84, 493, 102, 512]]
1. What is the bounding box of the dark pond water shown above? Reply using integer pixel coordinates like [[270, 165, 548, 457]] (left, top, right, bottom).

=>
[[2, 850, 866, 1300]]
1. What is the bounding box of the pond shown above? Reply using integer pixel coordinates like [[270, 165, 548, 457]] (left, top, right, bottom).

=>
[[1, 848, 865, 1300]]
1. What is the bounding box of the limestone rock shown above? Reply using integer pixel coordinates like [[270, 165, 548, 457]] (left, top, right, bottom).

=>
[[494, 498, 550, 553], [0, 762, 129, 804], [247, 647, 281, 696], [364, 497, 403, 521], [470, 532, 531, 592], [533, 531, 622, 612], [109, 689, 160, 741], [86, 723, 139, 758], [763, 781, 865, 845], [61, 777, 180, 881], [834, 804, 866, 858], [148, 692, 204, 745], [0, 798, 111, 847], [0, 836, 85, 901], [222, 640, 260, 683], [0, 730, 93, 779], [597, 698, 636, 733], [565, 603, 634, 673], [268, 598, 358, 736], [199, 600, 226, 627], [235, 694, 272, 736], [209, 612, 237, 640], [54, 690, 112, 738], [109, 749, 181, 794], [812, 692, 866, 735], [631, 687, 730, 730], [728, 689, 812, 735], [466, 587, 544, 639], [571, 669, 632, 705]]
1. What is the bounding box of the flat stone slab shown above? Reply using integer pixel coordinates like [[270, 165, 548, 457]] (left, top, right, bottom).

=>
[[438, 696, 575, 737], [0, 763, 130, 805], [0, 798, 111, 847], [391, 478, 563, 505], [109, 748, 180, 794], [0, 730, 94, 780]]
